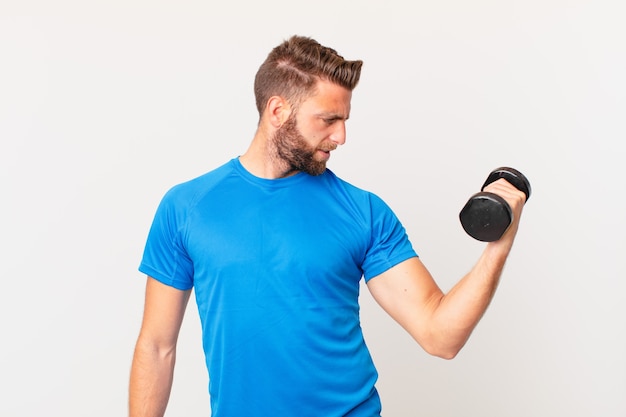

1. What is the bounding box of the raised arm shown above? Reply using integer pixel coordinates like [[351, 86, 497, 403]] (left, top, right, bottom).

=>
[[367, 178, 526, 359], [129, 277, 192, 417]]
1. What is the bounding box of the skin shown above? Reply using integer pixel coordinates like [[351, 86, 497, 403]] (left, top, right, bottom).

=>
[[129, 78, 526, 416], [239, 79, 350, 179], [129, 278, 191, 417]]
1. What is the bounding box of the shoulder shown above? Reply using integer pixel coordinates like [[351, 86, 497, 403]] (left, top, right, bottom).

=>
[[322, 169, 391, 211], [162, 159, 237, 206]]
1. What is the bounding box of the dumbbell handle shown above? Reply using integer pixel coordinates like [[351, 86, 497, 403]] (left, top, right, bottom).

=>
[[482, 167, 531, 202]]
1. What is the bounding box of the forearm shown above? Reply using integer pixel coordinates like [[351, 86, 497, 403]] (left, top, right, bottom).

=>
[[129, 338, 176, 417], [429, 240, 513, 357]]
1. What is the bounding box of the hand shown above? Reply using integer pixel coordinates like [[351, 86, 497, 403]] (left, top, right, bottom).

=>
[[482, 178, 527, 243]]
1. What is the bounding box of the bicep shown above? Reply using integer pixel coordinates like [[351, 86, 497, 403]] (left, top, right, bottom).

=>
[[137, 276, 192, 348], [366, 257, 444, 342]]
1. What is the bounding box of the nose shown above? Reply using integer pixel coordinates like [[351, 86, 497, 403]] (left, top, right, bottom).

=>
[[330, 121, 347, 146]]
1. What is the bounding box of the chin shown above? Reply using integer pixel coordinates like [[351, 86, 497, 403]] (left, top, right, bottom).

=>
[[303, 162, 327, 176]]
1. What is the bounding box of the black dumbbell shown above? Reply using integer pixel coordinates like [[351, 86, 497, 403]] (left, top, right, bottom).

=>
[[459, 167, 531, 242]]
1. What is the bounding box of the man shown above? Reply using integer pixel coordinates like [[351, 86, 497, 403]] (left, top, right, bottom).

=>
[[129, 35, 526, 417]]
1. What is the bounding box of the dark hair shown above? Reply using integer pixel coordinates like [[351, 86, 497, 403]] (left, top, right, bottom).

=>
[[254, 35, 363, 117]]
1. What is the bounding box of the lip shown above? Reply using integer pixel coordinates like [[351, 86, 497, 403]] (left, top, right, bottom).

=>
[[317, 149, 331, 161]]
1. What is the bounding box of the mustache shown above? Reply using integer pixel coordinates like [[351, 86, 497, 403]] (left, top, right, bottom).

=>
[[319, 142, 338, 152]]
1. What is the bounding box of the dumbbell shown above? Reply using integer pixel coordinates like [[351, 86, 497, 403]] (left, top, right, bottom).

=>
[[459, 167, 531, 242]]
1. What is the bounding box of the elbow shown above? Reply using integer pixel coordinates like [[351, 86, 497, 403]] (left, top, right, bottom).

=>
[[134, 334, 178, 363], [423, 344, 462, 360], [418, 335, 466, 360], [436, 348, 461, 360], [413, 323, 474, 360]]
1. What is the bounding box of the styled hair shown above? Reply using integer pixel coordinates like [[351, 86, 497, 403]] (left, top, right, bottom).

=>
[[254, 35, 363, 117]]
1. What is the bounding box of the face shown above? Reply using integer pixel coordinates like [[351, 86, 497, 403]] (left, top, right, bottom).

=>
[[272, 80, 352, 176]]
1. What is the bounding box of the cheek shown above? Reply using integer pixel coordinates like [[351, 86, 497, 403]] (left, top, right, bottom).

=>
[[294, 117, 328, 144], [306, 124, 331, 142], [299, 127, 322, 144]]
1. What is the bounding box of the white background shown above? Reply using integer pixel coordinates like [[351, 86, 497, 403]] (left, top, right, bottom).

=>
[[1, 1, 624, 416]]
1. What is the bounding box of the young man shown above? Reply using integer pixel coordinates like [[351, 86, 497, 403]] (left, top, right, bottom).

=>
[[129, 35, 526, 417]]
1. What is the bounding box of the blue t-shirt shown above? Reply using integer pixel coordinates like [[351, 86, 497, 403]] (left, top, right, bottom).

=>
[[139, 158, 417, 417]]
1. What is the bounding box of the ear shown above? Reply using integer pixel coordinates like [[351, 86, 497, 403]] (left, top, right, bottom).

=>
[[265, 96, 292, 128]]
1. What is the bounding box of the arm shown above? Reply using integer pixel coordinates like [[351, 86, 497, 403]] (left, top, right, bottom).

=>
[[129, 277, 192, 417], [367, 178, 526, 359]]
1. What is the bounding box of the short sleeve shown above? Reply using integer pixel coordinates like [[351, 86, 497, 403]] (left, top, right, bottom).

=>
[[360, 194, 418, 281], [138, 187, 194, 290]]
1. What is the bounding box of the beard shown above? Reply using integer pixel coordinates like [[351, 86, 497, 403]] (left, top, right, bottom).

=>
[[272, 115, 336, 176]]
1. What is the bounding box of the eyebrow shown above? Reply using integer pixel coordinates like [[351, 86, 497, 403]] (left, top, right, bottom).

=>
[[317, 112, 350, 121]]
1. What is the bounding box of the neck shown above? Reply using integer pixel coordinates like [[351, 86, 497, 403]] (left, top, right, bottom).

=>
[[239, 128, 298, 179]]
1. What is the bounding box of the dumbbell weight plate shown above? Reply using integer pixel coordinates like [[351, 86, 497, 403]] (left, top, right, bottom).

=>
[[459, 192, 513, 242]]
